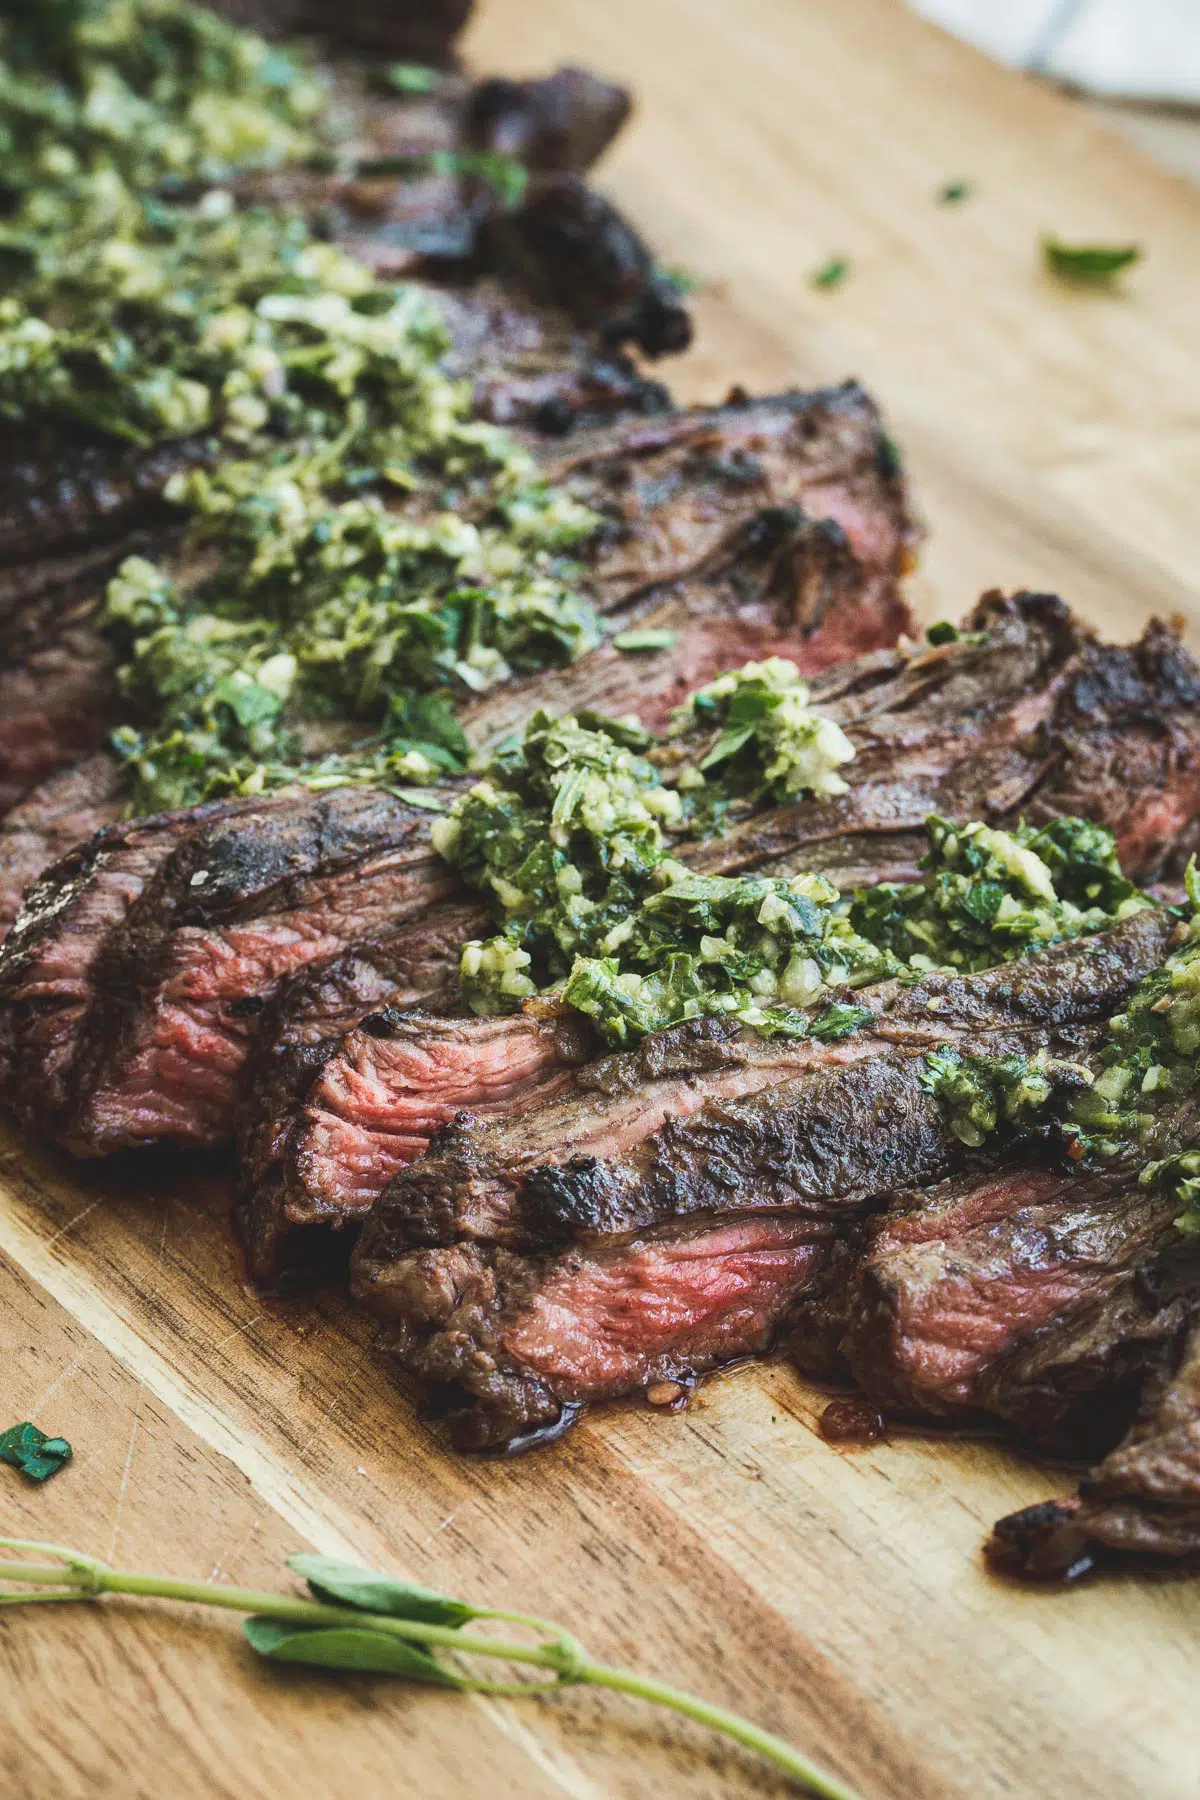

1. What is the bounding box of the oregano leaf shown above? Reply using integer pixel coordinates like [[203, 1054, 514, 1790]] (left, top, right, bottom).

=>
[[244, 1617, 467, 1683], [288, 1553, 476, 1625], [1042, 237, 1141, 283], [0, 1423, 72, 1483]]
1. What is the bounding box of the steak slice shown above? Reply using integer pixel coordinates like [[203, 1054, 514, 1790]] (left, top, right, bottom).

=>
[[63, 788, 466, 1156], [0, 755, 127, 937], [800, 1161, 1192, 1457], [361, 1216, 838, 1453], [255, 1002, 594, 1290], [691, 591, 1200, 889], [234, 901, 486, 1287], [361, 908, 1174, 1263], [0, 624, 118, 817], [351, 916, 1176, 1451], [0, 792, 261, 1132], [989, 1305, 1200, 1577]]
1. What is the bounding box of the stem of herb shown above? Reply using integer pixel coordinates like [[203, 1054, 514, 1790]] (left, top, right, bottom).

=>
[[0, 1542, 859, 1798]]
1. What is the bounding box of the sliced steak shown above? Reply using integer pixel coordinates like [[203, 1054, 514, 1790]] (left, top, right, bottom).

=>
[[362, 908, 1174, 1263], [361, 1216, 838, 1453], [253, 1003, 594, 1291], [0, 625, 118, 817], [0, 755, 127, 937], [989, 1305, 1200, 1577], [351, 916, 1177, 1451], [801, 1161, 1192, 1457], [63, 787, 465, 1156], [235, 901, 486, 1287], [0, 792, 262, 1132], [691, 591, 1200, 889]]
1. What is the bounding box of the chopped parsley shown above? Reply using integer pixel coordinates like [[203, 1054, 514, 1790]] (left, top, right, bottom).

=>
[[670, 658, 856, 804], [0, 1421, 73, 1483], [921, 865, 1200, 1195], [432, 696, 889, 1042], [938, 180, 972, 205], [810, 257, 850, 291], [1042, 237, 1142, 284], [850, 815, 1149, 974], [432, 679, 1153, 1049]]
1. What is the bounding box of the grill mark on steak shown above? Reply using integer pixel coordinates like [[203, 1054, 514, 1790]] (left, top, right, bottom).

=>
[[360, 1216, 837, 1453], [61, 788, 467, 1155], [0, 435, 209, 573], [989, 1305, 1200, 1577], [0, 755, 128, 937], [359, 909, 1174, 1266]]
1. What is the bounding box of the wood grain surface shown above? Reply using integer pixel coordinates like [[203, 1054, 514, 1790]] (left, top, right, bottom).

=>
[[4, 3, 1200, 1797]]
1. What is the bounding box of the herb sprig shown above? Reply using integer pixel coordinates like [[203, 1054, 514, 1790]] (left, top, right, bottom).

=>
[[0, 1538, 861, 1799]]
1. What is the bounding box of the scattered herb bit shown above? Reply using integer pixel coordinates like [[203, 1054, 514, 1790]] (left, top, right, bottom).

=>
[[383, 62, 439, 95], [0, 1538, 862, 1800], [937, 180, 972, 205], [612, 629, 679, 653], [810, 257, 850, 291], [1042, 237, 1142, 284], [925, 621, 960, 646], [0, 1423, 73, 1484], [657, 263, 701, 296], [920, 1046, 1095, 1151]]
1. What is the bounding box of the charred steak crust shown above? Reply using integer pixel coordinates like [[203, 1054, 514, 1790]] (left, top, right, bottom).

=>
[[989, 1308, 1200, 1577], [0, 791, 262, 1130], [63, 787, 467, 1156], [0, 755, 127, 936]]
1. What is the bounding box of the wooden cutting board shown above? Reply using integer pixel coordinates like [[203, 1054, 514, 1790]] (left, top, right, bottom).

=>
[[3, 3, 1200, 1796]]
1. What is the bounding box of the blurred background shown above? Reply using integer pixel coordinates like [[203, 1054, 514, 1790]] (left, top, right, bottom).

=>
[[912, 0, 1200, 178]]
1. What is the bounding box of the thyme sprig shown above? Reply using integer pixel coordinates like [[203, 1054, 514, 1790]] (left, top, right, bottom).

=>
[[0, 1538, 860, 1797]]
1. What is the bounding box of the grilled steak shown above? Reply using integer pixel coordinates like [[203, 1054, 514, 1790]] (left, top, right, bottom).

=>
[[989, 1304, 1200, 1577], [250, 1003, 594, 1290], [350, 914, 1175, 1449], [691, 593, 1200, 890], [361, 1217, 840, 1453], [362, 908, 1175, 1263], [235, 903, 486, 1287], [61, 787, 466, 1156], [0, 755, 127, 936], [792, 1160, 1193, 1457], [0, 791, 263, 1132]]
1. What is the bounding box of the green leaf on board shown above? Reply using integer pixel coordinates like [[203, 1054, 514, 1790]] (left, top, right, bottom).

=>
[[243, 1617, 466, 1683], [289, 1553, 476, 1625]]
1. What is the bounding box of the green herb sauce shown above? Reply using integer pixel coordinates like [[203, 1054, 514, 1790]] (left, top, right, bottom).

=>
[[432, 689, 1152, 1048], [0, 0, 602, 814]]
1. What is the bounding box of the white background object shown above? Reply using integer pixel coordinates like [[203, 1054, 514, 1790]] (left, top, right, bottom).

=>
[[910, 0, 1200, 102]]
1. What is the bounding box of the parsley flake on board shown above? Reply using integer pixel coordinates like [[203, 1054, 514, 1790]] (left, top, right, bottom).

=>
[[0, 1422, 73, 1483], [810, 257, 850, 290], [1042, 237, 1142, 284]]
